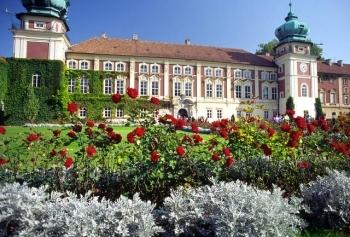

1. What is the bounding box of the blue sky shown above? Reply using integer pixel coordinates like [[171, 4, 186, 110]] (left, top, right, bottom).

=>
[[0, 0, 349, 62]]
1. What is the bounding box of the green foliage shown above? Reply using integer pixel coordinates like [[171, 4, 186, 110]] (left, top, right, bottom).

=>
[[315, 98, 324, 119], [286, 96, 295, 110], [256, 39, 279, 55], [23, 85, 40, 123], [0, 57, 8, 102], [311, 44, 324, 60]]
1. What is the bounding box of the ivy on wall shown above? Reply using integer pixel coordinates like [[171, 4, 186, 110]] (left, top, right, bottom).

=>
[[0, 57, 8, 102]]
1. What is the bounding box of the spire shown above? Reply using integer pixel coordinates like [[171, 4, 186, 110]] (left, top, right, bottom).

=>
[[289, 1, 292, 13], [285, 1, 298, 21]]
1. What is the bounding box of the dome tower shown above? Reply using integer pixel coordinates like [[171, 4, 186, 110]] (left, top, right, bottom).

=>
[[12, 0, 71, 61], [274, 2, 318, 118]]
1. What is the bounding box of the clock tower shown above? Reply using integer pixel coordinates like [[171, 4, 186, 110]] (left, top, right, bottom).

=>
[[12, 0, 71, 61], [274, 3, 318, 117]]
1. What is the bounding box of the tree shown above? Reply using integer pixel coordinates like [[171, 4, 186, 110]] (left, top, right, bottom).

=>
[[23, 85, 39, 123], [314, 98, 324, 119], [286, 96, 295, 110], [256, 39, 323, 59]]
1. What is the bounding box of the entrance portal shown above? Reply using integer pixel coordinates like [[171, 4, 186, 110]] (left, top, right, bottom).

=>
[[178, 108, 188, 118]]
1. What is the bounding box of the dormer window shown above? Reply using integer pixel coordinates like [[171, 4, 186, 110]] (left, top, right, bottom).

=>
[[174, 65, 182, 75], [116, 62, 125, 72], [80, 60, 89, 70], [104, 61, 113, 71], [151, 64, 160, 74], [215, 68, 223, 77], [139, 63, 148, 73], [205, 67, 212, 77], [34, 21, 46, 29], [184, 66, 192, 76]]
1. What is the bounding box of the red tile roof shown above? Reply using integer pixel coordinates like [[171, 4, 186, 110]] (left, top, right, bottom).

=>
[[318, 61, 350, 76], [68, 37, 276, 67]]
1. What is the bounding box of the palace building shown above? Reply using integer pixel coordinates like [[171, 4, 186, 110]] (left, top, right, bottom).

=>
[[10, 0, 350, 121]]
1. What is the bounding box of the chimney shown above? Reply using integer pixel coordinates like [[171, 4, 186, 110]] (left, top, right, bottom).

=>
[[132, 33, 138, 41], [326, 59, 332, 66], [338, 60, 343, 67], [185, 38, 191, 45]]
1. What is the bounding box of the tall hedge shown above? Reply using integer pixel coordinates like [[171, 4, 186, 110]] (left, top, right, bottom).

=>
[[4, 58, 64, 125], [0, 57, 8, 102]]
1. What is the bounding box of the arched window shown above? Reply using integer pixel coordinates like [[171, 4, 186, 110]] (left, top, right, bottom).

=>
[[262, 86, 269, 99], [139, 63, 148, 73], [104, 61, 113, 71], [68, 78, 76, 93], [185, 81, 192, 97], [116, 63, 125, 72], [140, 79, 148, 96], [206, 81, 213, 97], [150, 76, 159, 96], [104, 78, 113, 94], [151, 64, 160, 74], [174, 65, 182, 75], [216, 81, 223, 98], [68, 60, 77, 69], [79, 107, 87, 118], [184, 66, 192, 76], [80, 60, 89, 70], [301, 84, 308, 97], [215, 68, 223, 78], [205, 67, 212, 77], [244, 85, 251, 98], [174, 80, 181, 96], [80, 77, 89, 94], [235, 85, 242, 98], [32, 73, 41, 88]]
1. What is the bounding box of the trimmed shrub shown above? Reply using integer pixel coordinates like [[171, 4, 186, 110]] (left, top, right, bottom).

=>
[[0, 183, 160, 237], [161, 180, 305, 237], [301, 170, 350, 231]]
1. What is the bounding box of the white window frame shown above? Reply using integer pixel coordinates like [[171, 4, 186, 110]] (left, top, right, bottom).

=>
[[184, 66, 192, 76], [103, 108, 112, 118], [243, 70, 252, 79], [116, 108, 124, 118], [116, 62, 125, 72], [261, 71, 269, 80], [344, 96, 349, 105], [34, 21, 46, 29], [139, 79, 148, 96], [115, 79, 125, 94], [104, 78, 113, 94], [173, 65, 182, 75], [237, 110, 242, 118], [244, 85, 251, 98], [262, 86, 269, 100], [204, 67, 212, 77], [234, 69, 242, 78], [264, 110, 269, 120], [79, 107, 87, 118], [174, 80, 181, 96], [151, 64, 160, 74], [217, 109, 222, 119], [67, 60, 77, 69], [272, 87, 278, 100], [215, 68, 223, 78], [301, 84, 308, 97], [330, 91, 336, 104], [207, 109, 212, 119], [151, 80, 159, 96], [139, 63, 148, 74], [235, 85, 242, 98], [206, 81, 213, 98], [32, 73, 41, 88], [216, 82, 223, 98], [103, 61, 114, 71], [270, 73, 277, 80], [80, 77, 89, 94], [68, 78, 76, 93], [184, 80, 192, 97], [79, 60, 90, 70]]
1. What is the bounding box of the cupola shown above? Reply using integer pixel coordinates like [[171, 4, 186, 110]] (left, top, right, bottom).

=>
[[21, 0, 70, 19]]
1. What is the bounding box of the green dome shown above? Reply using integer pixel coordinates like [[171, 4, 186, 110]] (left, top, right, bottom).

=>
[[275, 4, 309, 44], [21, 0, 70, 19]]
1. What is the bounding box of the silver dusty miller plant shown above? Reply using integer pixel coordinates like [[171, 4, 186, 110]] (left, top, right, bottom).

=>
[[301, 169, 350, 230], [161, 179, 305, 237], [0, 183, 161, 237]]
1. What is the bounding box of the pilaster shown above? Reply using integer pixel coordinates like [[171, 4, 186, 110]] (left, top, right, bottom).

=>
[[196, 63, 202, 98], [226, 66, 231, 99], [130, 59, 135, 88], [254, 68, 259, 98], [94, 57, 99, 71], [164, 62, 169, 98]]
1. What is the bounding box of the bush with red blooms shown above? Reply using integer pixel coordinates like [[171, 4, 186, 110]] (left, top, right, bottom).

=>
[[86, 145, 97, 157], [67, 102, 79, 114], [111, 93, 122, 103], [26, 133, 40, 143], [64, 157, 74, 169], [67, 130, 77, 138], [86, 120, 95, 128], [150, 97, 160, 105], [0, 126, 6, 135], [150, 151, 160, 163], [126, 87, 138, 99], [176, 146, 186, 157], [0, 158, 8, 166]]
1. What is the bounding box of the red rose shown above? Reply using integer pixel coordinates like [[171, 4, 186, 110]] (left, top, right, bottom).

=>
[[86, 145, 97, 157], [127, 87, 138, 99], [307, 123, 316, 134], [67, 102, 79, 114], [150, 151, 160, 163], [98, 123, 107, 130], [127, 132, 136, 143], [27, 133, 40, 143], [287, 130, 303, 148], [320, 120, 329, 131], [223, 147, 231, 157], [175, 119, 185, 130], [73, 124, 82, 133], [191, 123, 199, 133], [86, 120, 95, 128], [280, 123, 291, 132], [295, 116, 307, 130], [176, 146, 186, 157], [64, 157, 74, 169], [60, 148, 68, 158], [0, 126, 6, 135], [108, 132, 122, 144], [112, 93, 122, 103], [193, 134, 203, 144], [53, 129, 61, 137], [134, 127, 145, 137], [220, 119, 229, 128], [330, 141, 350, 156], [106, 127, 114, 133], [259, 122, 267, 130], [68, 130, 77, 138], [211, 153, 220, 161], [226, 156, 235, 168], [50, 149, 57, 157], [267, 127, 276, 137], [0, 158, 8, 166], [150, 97, 160, 105], [286, 109, 295, 118], [297, 160, 311, 170], [219, 128, 229, 140], [260, 144, 272, 156]]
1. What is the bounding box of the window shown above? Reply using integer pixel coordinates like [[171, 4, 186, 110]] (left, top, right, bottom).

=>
[[301, 84, 308, 97], [217, 109, 222, 119], [344, 87, 348, 94], [184, 66, 192, 75], [344, 79, 348, 85], [185, 82, 192, 97], [116, 63, 125, 72], [272, 87, 278, 100], [244, 85, 251, 98], [104, 62, 113, 71], [174, 66, 181, 75], [280, 91, 285, 98], [262, 87, 269, 100], [264, 111, 269, 120], [206, 82, 213, 97], [68, 78, 76, 93], [235, 69, 242, 78], [344, 96, 349, 105], [235, 85, 242, 98], [32, 73, 41, 88], [246, 112, 252, 118], [68, 60, 77, 69], [151, 81, 159, 96], [205, 68, 212, 77], [140, 64, 148, 73], [140, 80, 148, 96], [261, 72, 269, 80], [174, 82, 181, 96], [103, 108, 112, 118], [319, 91, 324, 103], [80, 78, 89, 94], [79, 107, 87, 118], [237, 110, 242, 118], [330, 92, 336, 104], [215, 68, 223, 77], [116, 108, 124, 118], [243, 70, 252, 79], [151, 65, 159, 74], [34, 21, 45, 29], [207, 109, 212, 119], [270, 73, 277, 80], [80, 61, 89, 70], [216, 83, 223, 98], [104, 79, 113, 94], [116, 79, 124, 94]]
